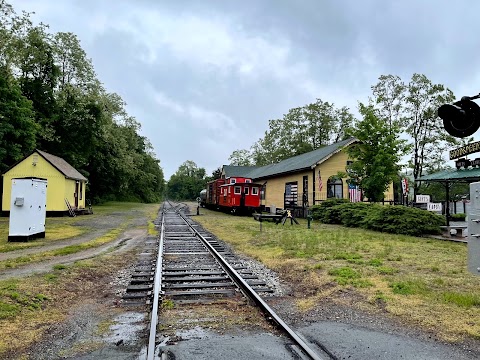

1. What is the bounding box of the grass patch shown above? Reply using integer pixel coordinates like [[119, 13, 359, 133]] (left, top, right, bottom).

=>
[[162, 299, 175, 310], [442, 292, 480, 308], [0, 227, 124, 270], [328, 266, 372, 287], [53, 264, 68, 271]]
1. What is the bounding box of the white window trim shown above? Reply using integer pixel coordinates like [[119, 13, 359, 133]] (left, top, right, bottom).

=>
[[234, 186, 241, 194], [252, 187, 259, 195], [230, 178, 236, 184], [245, 187, 249, 195], [245, 179, 251, 183]]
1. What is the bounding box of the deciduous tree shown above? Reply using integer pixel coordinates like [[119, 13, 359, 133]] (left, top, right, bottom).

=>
[[346, 104, 402, 201]]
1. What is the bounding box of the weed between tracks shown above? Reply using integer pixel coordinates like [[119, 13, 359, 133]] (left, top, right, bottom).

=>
[[193, 208, 480, 342]]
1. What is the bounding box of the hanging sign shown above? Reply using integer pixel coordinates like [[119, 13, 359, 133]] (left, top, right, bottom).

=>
[[427, 202, 442, 212], [401, 178, 409, 195], [450, 140, 480, 160], [416, 195, 430, 203]]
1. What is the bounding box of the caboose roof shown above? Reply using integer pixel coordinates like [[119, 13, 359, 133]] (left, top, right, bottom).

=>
[[223, 137, 357, 180]]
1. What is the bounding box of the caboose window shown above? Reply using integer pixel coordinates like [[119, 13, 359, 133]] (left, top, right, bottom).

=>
[[245, 179, 251, 183], [228, 187, 231, 194], [230, 178, 236, 184], [252, 187, 259, 195], [245, 187, 249, 195], [234, 186, 241, 194]]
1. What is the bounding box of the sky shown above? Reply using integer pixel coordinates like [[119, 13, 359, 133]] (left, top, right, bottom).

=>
[[9, 0, 480, 179]]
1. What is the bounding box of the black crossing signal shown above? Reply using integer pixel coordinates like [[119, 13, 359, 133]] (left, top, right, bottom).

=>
[[438, 94, 480, 138]]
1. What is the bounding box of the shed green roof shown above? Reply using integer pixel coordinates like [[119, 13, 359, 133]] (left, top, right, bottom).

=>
[[224, 138, 357, 180], [417, 167, 480, 182]]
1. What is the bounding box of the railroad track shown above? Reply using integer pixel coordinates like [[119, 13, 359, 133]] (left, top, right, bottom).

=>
[[124, 201, 334, 360]]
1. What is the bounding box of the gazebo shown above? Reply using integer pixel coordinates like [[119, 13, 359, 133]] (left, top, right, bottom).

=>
[[416, 167, 480, 225]]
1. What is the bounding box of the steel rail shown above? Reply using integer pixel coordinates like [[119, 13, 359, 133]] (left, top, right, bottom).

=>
[[147, 205, 165, 360], [174, 206, 327, 360]]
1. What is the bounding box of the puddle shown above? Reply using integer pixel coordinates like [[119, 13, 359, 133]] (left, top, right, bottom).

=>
[[104, 312, 146, 346]]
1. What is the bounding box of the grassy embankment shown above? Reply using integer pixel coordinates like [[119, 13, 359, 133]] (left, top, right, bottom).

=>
[[0, 202, 160, 358], [194, 208, 480, 342]]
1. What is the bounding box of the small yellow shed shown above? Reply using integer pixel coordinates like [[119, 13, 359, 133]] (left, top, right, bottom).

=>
[[2, 150, 88, 214]]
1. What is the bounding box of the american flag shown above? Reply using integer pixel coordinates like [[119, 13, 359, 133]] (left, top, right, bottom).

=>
[[317, 171, 323, 191], [348, 184, 361, 203]]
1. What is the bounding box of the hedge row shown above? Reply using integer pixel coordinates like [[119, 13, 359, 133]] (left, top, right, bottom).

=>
[[310, 199, 445, 236]]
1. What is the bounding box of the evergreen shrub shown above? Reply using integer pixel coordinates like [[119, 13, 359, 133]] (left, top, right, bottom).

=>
[[450, 213, 466, 221], [311, 200, 445, 236]]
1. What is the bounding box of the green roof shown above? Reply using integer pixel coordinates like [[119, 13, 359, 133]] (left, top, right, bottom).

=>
[[222, 165, 260, 178], [224, 138, 356, 180], [417, 167, 480, 182]]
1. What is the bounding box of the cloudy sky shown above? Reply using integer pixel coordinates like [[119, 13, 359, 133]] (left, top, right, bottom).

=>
[[9, 0, 480, 178]]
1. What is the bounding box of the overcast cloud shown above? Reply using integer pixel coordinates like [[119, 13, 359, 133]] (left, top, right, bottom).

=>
[[10, 0, 480, 178]]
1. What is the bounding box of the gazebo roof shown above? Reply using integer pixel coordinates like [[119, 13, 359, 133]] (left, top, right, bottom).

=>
[[417, 167, 480, 183]]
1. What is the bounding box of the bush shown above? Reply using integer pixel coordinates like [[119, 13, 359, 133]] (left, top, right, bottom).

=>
[[336, 202, 376, 227], [450, 213, 466, 221], [311, 199, 349, 222], [363, 206, 445, 236], [312, 200, 445, 236]]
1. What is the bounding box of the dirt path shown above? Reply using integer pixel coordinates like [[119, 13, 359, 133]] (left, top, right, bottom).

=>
[[0, 229, 107, 262], [0, 229, 146, 281], [0, 207, 154, 280]]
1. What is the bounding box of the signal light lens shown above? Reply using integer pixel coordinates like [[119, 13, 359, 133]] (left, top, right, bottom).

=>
[[438, 100, 480, 138]]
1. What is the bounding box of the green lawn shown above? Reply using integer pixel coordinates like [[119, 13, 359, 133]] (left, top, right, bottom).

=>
[[194, 208, 480, 342]]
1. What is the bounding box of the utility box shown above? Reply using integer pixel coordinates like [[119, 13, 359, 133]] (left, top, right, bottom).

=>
[[468, 181, 480, 275], [8, 178, 47, 242]]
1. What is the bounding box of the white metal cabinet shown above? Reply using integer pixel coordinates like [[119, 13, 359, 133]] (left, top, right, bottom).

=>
[[8, 178, 47, 241]]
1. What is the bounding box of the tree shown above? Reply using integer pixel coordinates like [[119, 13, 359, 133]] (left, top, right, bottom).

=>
[[346, 104, 402, 202], [166, 161, 207, 200], [246, 98, 356, 165], [0, 67, 36, 172], [52, 32, 96, 90], [18, 26, 60, 150], [228, 149, 253, 166], [404, 74, 457, 196], [371, 74, 406, 133]]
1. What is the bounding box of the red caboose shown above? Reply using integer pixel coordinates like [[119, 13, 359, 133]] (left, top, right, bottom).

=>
[[217, 177, 261, 214], [205, 178, 226, 209]]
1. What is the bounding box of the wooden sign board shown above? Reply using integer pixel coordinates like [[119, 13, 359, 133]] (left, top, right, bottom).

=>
[[450, 141, 480, 160], [416, 195, 430, 203]]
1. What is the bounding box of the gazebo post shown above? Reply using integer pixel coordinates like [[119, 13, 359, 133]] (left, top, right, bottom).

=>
[[446, 180, 450, 226]]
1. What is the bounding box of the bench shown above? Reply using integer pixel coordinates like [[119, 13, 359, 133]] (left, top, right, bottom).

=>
[[440, 225, 467, 237], [253, 213, 284, 224]]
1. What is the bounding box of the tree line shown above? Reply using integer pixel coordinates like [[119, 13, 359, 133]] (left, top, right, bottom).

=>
[[227, 74, 468, 202], [0, 1, 164, 205]]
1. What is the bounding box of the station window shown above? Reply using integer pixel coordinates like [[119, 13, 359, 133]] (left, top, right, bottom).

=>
[[252, 187, 259, 195], [234, 186, 241, 194], [245, 187, 249, 195]]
